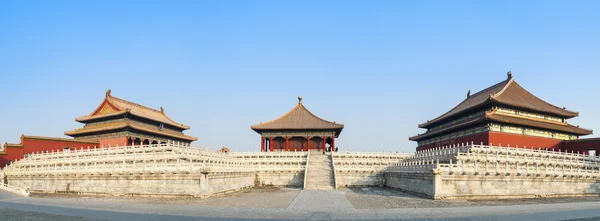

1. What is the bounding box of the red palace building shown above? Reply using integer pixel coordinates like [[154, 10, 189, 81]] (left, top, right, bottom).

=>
[[64, 90, 197, 146], [251, 96, 343, 152], [0, 90, 196, 168], [410, 72, 600, 156]]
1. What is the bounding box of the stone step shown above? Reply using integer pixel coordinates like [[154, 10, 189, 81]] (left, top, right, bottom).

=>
[[304, 152, 335, 190], [304, 185, 335, 190]]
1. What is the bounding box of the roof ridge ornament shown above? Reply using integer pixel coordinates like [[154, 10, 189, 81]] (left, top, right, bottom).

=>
[[160, 107, 164, 113], [106, 89, 112, 97], [298, 96, 303, 104], [507, 71, 512, 80], [467, 90, 471, 97]]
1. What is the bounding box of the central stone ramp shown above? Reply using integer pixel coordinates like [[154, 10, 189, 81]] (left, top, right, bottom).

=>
[[305, 152, 335, 190]]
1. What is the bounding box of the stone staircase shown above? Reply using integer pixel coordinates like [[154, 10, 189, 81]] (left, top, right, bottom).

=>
[[305, 152, 335, 190]]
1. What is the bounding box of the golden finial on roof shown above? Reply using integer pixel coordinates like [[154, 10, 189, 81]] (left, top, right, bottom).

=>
[[298, 96, 303, 104], [106, 89, 112, 97], [507, 71, 512, 80]]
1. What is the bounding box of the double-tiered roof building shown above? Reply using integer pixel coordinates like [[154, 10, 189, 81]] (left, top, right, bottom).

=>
[[1, 90, 196, 168], [65, 90, 197, 146], [410, 72, 594, 152]]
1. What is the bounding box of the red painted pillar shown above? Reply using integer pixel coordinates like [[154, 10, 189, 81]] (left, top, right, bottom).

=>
[[306, 136, 310, 151], [270, 136, 273, 152], [332, 136, 336, 152], [261, 137, 265, 152], [285, 136, 289, 152], [322, 136, 326, 151]]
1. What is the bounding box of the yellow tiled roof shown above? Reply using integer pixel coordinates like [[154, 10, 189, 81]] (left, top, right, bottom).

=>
[[75, 90, 190, 130], [251, 97, 344, 135]]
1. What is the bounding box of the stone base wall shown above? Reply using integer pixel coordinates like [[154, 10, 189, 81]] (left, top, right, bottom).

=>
[[256, 171, 304, 187], [384, 171, 600, 200], [336, 171, 384, 187], [206, 172, 256, 196], [437, 173, 600, 200], [385, 172, 435, 198], [7, 172, 255, 198]]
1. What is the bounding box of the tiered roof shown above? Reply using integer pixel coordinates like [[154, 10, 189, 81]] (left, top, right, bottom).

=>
[[419, 72, 579, 129], [75, 90, 190, 129], [251, 97, 344, 135], [65, 119, 197, 141], [410, 73, 592, 141], [65, 90, 197, 142], [410, 111, 592, 141]]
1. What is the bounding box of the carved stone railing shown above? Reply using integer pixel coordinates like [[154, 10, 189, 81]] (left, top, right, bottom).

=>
[[0, 182, 30, 197], [387, 143, 600, 178], [2, 142, 308, 178], [303, 151, 310, 189], [333, 151, 412, 172], [331, 152, 337, 189]]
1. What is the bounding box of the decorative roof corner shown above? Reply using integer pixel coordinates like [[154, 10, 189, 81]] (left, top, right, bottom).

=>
[[160, 107, 164, 114], [106, 89, 112, 97], [507, 71, 512, 80], [467, 90, 471, 98]]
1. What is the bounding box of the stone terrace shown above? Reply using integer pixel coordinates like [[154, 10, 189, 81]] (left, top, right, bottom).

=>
[[333, 151, 411, 187], [386, 143, 600, 199], [0, 142, 309, 198]]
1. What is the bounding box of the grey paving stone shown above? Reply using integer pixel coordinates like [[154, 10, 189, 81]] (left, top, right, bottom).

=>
[[2, 188, 600, 220]]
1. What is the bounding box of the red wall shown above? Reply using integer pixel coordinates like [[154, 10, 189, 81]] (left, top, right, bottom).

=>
[[99, 136, 129, 147], [267, 137, 327, 152], [562, 139, 600, 156], [415, 131, 565, 151], [416, 132, 489, 151], [488, 131, 562, 150], [0, 137, 99, 168]]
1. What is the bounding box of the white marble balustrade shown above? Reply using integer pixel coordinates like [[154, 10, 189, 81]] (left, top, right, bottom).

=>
[[2, 142, 308, 177], [387, 144, 600, 178]]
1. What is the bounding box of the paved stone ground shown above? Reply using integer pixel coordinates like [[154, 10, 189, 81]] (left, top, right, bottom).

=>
[[288, 190, 354, 211], [343, 187, 600, 209], [560, 218, 600, 221], [0, 208, 109, 221], [34, 186, 301, 208], [2, 188, 600, 220]]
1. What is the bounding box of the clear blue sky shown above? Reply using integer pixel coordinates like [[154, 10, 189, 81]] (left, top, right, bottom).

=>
[[1, 1, 599, 152]]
